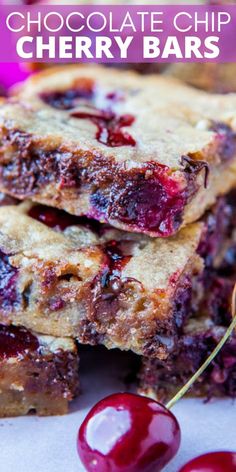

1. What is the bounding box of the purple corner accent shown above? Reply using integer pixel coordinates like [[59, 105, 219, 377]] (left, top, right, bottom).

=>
[[0, 63, 32, 91]]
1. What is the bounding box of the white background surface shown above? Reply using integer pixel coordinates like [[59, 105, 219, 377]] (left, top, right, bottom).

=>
[[0, 347, 235, 472]]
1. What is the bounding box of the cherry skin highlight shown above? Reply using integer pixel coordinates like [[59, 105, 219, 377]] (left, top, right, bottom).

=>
[[77, 392, 181, 472], [179, 451, 236, 472]]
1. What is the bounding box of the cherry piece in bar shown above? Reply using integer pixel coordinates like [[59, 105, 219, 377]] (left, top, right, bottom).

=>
[[77, 392, 181, 472], [40, 86, 94, 111], [71, 110, 136, 148], [28, 204, 103, 234], [28, 205, 80, 230], [41, 85, 136, 147], [0, 325, 39, 359], [179, 451, 236, 472]]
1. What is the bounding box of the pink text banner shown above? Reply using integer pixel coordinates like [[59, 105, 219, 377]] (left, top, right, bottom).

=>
[[1, 4, 236, 62]]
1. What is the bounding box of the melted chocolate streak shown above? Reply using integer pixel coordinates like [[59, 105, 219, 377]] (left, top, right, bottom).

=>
[[101, 240, 132, 290], [0, 250, 19, 309], [181, 156, 209, 188]]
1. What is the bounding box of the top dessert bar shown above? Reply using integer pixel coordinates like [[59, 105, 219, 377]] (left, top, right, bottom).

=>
[[1, 65, 236, 237]]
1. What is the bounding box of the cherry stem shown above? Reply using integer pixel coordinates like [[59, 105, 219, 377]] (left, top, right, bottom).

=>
[[166, 284, 236, 410]]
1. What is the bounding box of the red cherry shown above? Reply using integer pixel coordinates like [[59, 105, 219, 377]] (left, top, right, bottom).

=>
[[77, 392, 181, 472], [179, 451, 236, 472]]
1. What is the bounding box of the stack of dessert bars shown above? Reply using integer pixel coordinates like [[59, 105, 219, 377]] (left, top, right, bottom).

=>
[[0, 65, 235, 416]]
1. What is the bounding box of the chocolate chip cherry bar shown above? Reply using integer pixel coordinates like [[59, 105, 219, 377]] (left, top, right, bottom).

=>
[[0, 324, 79, 416], [139, 305, 236, 403], [139, 205, 236, 401], [1, 66, 236, 237], [0, 192, 234, 360]]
